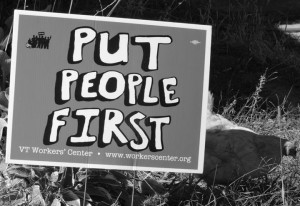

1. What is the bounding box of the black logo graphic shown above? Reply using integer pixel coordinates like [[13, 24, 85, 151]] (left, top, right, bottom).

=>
[[26, 32, 51, 49]]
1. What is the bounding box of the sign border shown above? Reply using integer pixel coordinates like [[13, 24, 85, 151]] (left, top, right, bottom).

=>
[[6, 10, 211, 173]]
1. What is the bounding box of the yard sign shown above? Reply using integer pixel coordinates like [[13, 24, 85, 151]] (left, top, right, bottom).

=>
[[7, 10, 211, 173]]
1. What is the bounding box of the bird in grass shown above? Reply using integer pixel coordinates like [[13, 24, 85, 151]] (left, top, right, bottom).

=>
[[202, 92, 297, 185], [203, 129, 296, 185]]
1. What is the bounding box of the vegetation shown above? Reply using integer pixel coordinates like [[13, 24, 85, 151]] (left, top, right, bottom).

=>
[[0, 0, 299, 205]]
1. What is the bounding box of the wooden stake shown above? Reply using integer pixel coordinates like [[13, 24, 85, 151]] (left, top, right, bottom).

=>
[[131, 170, 136, 206], [83, 168, 88, 206]]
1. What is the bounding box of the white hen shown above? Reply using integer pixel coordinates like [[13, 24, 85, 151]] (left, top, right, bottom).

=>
[[203, 92, 296, 185]]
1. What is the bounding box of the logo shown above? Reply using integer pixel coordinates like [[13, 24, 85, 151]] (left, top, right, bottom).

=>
[[26, 32, 51, 49]]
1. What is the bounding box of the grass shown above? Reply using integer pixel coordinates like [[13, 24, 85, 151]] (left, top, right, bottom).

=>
[[0, 0, 300, 205]]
